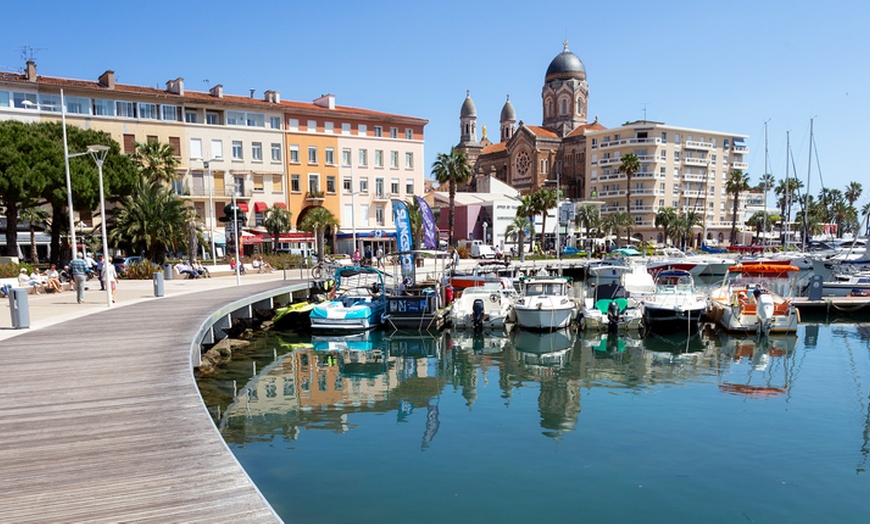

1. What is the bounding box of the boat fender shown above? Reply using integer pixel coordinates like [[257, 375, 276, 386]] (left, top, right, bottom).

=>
[[490, 293, 500, 303]]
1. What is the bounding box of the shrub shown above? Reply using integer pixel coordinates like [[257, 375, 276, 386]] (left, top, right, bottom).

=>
[[457, 246, 470, 259], [125, 259, 162, 280]]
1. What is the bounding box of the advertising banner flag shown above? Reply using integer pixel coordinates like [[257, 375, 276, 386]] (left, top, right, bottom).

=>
[[416, 196, 438, 249], [391, 199, 416, 284]]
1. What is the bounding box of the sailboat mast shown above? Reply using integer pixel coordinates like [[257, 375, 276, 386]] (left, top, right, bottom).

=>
[[804, 118, 814, 250], [763, 120, 770, 247], [785, 131, 791, 247]]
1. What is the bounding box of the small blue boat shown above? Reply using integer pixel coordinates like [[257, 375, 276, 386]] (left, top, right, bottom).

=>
[[310, 266, 387, 333]]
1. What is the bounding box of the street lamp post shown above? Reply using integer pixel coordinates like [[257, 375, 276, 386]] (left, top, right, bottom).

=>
[[546, 168, 562, 261], [482, 221, 488, 244], [200, 158, 222, 266], [231, 182, 241, 286], [60, 89, 79, 262], [86, 145, 112, 308]]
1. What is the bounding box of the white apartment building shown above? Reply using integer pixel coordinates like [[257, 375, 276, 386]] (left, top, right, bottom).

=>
[[585, 121, 750, 246]]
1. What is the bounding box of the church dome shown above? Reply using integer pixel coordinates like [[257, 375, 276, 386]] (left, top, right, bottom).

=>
[[500, 95, 516, 122], [460, 90, 477, 118], [545, 41, 585, 81]]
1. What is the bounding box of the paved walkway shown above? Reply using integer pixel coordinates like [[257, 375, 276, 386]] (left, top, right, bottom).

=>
[[0, 268, 298, 522]]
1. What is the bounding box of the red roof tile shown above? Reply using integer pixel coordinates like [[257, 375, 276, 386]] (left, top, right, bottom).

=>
[[566, 121, 607, 137], [481, 142, 506, 154], [526, 125, 559, 138]]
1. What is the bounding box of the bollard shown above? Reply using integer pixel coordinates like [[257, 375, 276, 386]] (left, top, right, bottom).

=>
[[163, 263, 173, 280], [153, 271, 165, 297], [8, 287, 30, 329]]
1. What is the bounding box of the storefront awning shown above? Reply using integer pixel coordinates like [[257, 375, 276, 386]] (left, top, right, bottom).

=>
[[336, 230, 396, 240], [275, 202, 287, 209], [254, 202, 268, 213], [237, 202, 249, 213]]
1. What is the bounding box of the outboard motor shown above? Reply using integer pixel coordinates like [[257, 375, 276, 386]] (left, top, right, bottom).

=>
[[472, 298, 486, 331], [606, 300, 621, 332], [756, 293, 775, 336]]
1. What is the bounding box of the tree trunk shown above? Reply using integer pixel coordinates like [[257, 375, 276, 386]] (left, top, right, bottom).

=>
[[29, 224, 38, 264], [448, 182, 456, 247], [50, 204, 65, 266], [4, 206, 19, 258]]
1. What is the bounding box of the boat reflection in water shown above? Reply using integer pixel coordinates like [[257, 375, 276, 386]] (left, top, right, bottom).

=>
[[448, 330, 509, 355], [709, 331, 799, 398], [506, 328, 580, 439]]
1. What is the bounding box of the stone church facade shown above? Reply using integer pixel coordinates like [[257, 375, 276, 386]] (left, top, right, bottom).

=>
[[456, 42, 605, 199]]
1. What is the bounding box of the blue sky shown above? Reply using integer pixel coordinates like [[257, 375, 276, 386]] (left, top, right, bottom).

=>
[[3, 0, 868, 202]]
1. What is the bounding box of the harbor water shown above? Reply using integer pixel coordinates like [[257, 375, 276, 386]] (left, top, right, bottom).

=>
[[197, 322, 870, 523]]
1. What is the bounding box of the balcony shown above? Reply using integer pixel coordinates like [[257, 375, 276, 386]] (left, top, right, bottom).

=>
[[305, 190, 325, 203], [597, 137, 663, 149], [372, 192, 391, 202], [682, 173, 707, 182], [223, 187, 253, 198], [732, 145, 749, 154], [732, 162, 748, 170], [683, 157, 709, 167], [684, 140, 713, 150]]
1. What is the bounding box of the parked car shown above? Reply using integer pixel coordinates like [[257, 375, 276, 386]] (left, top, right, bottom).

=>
[[115, 256, 143, 277]]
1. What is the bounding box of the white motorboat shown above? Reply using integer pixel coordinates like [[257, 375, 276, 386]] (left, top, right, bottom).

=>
[[451, 282, 517, 330], [818, 270, 870, 297], [581, 263, 648, 332], [512, 276, 578, 331], [641, 270, 707, 333], [707, 263, 800, 335]]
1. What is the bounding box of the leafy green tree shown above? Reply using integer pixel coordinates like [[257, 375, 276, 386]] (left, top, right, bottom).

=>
[[725, 169, 751, 244], [264, 205, 293, 253], [132, 140, 181, 183], [108, 179, 193, 263], [845, 181, 862, 208], [0, 121, 51, 256], [32, 122, 136, 264], [431, 148, 472, 247], [602, 211, 634, 248], [300, 207, 339, 261], [619, 153, 641, 214], [518, 193, 540, 254]]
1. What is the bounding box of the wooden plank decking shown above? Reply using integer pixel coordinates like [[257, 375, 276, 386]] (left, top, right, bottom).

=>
[[0, 280, 295, 523]]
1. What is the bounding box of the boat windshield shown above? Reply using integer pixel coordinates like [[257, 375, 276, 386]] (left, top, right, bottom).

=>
[[525, 283, 566, 296]]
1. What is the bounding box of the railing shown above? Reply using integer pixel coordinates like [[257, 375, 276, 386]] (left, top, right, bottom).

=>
[[306, 190, 325, 201], [683, 157, 708, 167], [598, 137, 663, 149], [684, 140, 713, 150], [731, 162, 748, 169]]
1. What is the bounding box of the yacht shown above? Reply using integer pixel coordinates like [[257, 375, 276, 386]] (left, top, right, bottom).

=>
[[512, 276, 578, 331]]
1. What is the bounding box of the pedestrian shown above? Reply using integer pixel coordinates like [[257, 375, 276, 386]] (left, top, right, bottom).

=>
[[96, 255, 106, 290], [69, 252, 89, 304], [102, 261, 118, 302], [364, 245, 373, 267], [352, 248, 361, 266], [376, 246, 384, 268]]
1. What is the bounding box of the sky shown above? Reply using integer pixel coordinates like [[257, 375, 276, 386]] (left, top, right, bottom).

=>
[[2, 0, 868, 204]]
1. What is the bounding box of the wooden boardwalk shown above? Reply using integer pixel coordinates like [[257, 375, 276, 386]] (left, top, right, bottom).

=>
[[0, 280, 295, 523]]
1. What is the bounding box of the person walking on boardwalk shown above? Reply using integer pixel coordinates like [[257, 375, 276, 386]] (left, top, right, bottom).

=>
[[102, 262, 118, 302], [69, 252, 89, 304]]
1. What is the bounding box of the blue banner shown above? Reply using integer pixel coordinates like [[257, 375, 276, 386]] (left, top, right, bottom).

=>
[[416, 196, 437, 249], [391, 200, 416, 284]]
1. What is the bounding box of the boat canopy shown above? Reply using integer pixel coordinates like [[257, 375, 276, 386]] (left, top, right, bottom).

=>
[[727, 263, 799, 276]]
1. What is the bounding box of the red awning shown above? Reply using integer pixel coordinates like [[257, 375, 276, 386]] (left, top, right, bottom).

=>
[[254, 201, 268, 213], [276, 232, 314, 241], [275, 202, 287, 209], [241, 233, 263, 245], [237, 202, 249, 213]]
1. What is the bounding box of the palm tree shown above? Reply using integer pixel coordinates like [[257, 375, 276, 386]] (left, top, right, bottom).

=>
[[431, 147, 472, 247], [574, 204, 600, 252], [132, 140, 181, 184], [518, 193, 540, 254], [602, 211, 634, 248], [845, 181, 862, 208], [725, 169, 751, 244], [264, 205, 293, 253], [405, 197, 424, 249], [654, 207, 678, 246], [300, 207, 339, 261], [505, 215, 531, 261], [534, 187, 558, 248], [619, 153, 641, 214], [108, 178, 193, 263], [19, 206, 50, 263]]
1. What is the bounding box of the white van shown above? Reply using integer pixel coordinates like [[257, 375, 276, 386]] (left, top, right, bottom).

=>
[[470, 240, 495, 259]]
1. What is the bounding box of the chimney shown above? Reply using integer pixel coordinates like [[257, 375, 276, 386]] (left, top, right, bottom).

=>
[[25, 60, 37, 82], [209, 84, 223, 98], [264, 90, 280, 104], [313, 93, 335, 110], [98, 70, 115, 89], [165, 77, 184, 95], [249, 88, 255, 99]]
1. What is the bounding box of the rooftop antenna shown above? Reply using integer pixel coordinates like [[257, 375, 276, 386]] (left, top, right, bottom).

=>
[[19, 45, 46, 62], [642, 103, 647, 121], [249, 88, 255, 99], [203, 79, 211, 89]]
